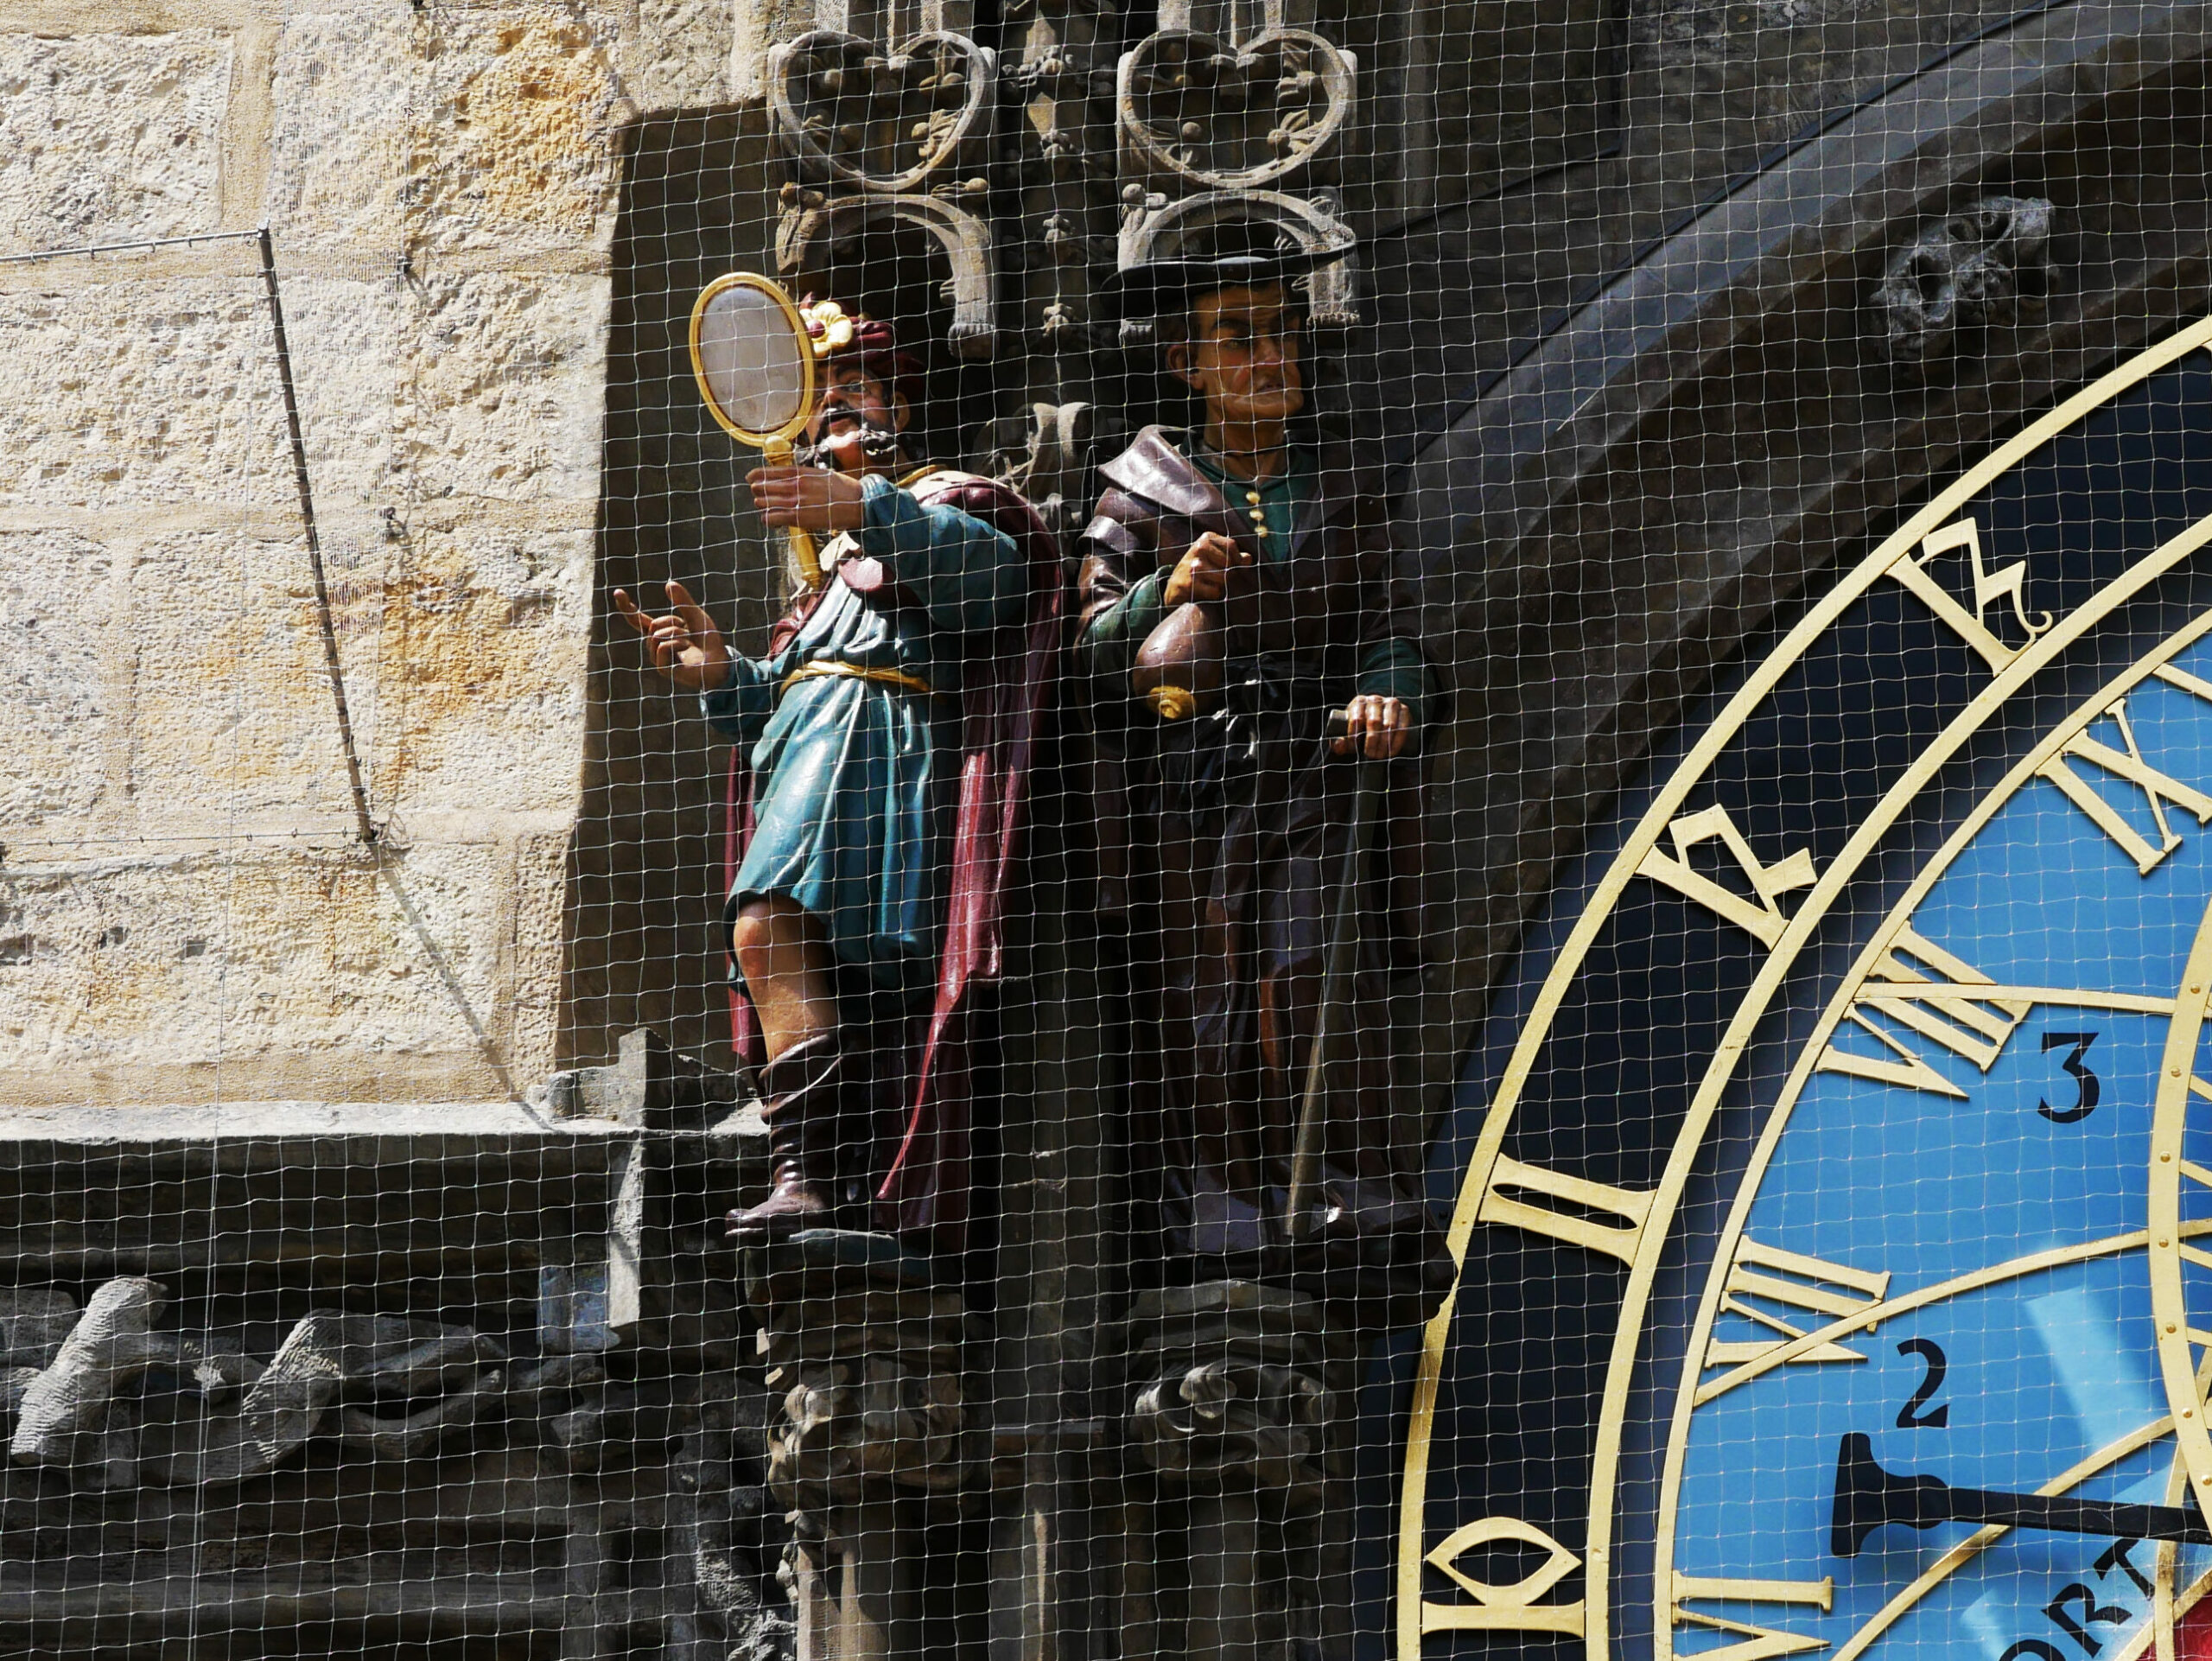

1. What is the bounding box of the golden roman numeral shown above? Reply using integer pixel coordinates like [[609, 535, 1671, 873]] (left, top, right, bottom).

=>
[[1670, 1575, 1834, 1661], [1884, 516, 2051, 672], [1636, 805, 1818, 949], [2041, 693, 2212, 875], [1816, 925, 2033, 1098], [1420, 1518, 1585, 1636], [1477, 1155, 1655, 1264], [1705, 1238, 1891, 1367]]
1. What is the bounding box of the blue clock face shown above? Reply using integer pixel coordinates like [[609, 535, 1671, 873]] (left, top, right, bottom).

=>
[[1666, 636, 2212, 1661], [1399, 317, 2212, 1661]]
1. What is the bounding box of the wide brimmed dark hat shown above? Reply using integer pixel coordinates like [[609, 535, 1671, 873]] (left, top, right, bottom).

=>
[[1099, 223, 1329, 322]]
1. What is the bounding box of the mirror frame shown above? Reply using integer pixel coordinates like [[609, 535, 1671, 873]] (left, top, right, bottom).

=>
[[688, 271, 818, 448]]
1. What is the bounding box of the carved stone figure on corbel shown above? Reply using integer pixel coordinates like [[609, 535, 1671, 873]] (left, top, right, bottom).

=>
[[743, 1232, 976, 1661], [1124, 1282, 1361, 1661]]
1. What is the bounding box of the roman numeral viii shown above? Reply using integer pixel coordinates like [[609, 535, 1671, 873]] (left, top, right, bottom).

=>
[[1816, 925, 2033, 1098]]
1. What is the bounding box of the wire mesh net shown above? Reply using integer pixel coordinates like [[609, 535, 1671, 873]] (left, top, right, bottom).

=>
[[3, 2, 2212, 1659]]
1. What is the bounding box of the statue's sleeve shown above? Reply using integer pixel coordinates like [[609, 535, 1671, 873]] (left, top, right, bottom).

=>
[[699, 654, 778, 747], [857, 474, 1027, 634], [1351, 507, 1436, 731], [1074, 487, 1167, 685]]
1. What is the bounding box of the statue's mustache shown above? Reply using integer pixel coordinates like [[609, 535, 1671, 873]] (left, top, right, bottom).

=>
[[796, 415, 900, 467]]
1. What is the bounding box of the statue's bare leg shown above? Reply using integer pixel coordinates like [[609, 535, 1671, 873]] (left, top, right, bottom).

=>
[[727, 894, 851, 1238], [730, 894, 841, 1061]]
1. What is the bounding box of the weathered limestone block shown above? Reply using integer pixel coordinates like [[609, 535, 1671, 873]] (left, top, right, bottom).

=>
[[399, 273, 613, 507], [128, 526, 377, 824], [272, 276, 404, 511], [502, 827, 573, 1076], [0, 31, 232, 255], [411, 6, 629, 259], [630, 0, 738, 109], [0, 841, 516, 1103], [267, 6, 626, 260], [264, 9, 417, 253], [364, 525, 594, 816], [0, 531, 112, 828], [0, 281, 293, 512]]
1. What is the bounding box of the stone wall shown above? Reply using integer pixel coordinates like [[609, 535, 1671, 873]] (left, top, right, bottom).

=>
[[0, 1, 735, 1107]]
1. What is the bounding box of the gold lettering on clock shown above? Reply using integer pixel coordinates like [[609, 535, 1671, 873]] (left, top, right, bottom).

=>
[[1669, 1575, 1834, 1661], [1704, 1238, 1892, 1369], [1884, 517, 2052, 672], [2040, 691, 2212, 875], [1816, 926, 2033, 1098], [1420, 1518, 1585, 1636], [1635, 805, 1817, 950], [1477, 1156, 1655, 1264]]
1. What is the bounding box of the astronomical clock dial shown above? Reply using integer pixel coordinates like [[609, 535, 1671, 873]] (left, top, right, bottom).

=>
[[1400, 316, 2212, 1661]]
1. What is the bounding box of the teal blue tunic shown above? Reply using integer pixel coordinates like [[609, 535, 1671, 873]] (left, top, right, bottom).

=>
[[703, 472, 1028, 987]]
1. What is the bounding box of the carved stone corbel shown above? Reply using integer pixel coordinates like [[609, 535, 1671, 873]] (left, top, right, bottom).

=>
[[1116, 188, 1358, 342], [776, 194, 999, 358], [744, 1231, 976, 1661], [1125, 1282, 1354, 1661]]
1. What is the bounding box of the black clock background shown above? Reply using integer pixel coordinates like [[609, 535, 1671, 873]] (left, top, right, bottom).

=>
[[1350, 350, 2212, 1661]]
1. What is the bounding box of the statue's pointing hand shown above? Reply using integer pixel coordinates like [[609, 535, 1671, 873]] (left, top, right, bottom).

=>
[[613, 580, 732, 693]]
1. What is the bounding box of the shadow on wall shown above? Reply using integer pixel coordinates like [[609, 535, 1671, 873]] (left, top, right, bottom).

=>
[[563, 109, 784, 1073]]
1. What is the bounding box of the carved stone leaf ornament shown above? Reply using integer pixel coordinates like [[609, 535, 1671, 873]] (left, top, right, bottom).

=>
[[1875, 194, 2059, 371], [769, 29, 999, 194], [775, 194, 1000, 355], [1117, 29, 1355, 190]]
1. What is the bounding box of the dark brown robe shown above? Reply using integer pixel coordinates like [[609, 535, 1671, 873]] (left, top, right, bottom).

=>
[[1075, 426, 1442, 1275]]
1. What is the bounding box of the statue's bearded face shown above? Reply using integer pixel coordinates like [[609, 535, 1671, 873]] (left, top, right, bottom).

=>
[[1170, 283, 1306, 428], [801, 357, 912, 474], [807, 359, 910, 448]]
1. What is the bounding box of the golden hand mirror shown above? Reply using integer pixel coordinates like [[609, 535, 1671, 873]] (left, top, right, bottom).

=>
[[689, 272, 825, 587]]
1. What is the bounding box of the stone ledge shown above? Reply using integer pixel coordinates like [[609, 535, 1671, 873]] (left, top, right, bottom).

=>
[[0, 1097, 625, 1143]]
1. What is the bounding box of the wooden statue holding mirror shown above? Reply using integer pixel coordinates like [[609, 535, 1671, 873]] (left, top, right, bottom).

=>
[[615, 277, 1064, 1249]]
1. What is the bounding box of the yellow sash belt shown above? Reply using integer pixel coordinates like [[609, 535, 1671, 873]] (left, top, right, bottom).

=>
[[779, 661, 936, 700]]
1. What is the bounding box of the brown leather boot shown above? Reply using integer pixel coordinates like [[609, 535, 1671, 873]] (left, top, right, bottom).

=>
[[726, 1033, 847, 1240]]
